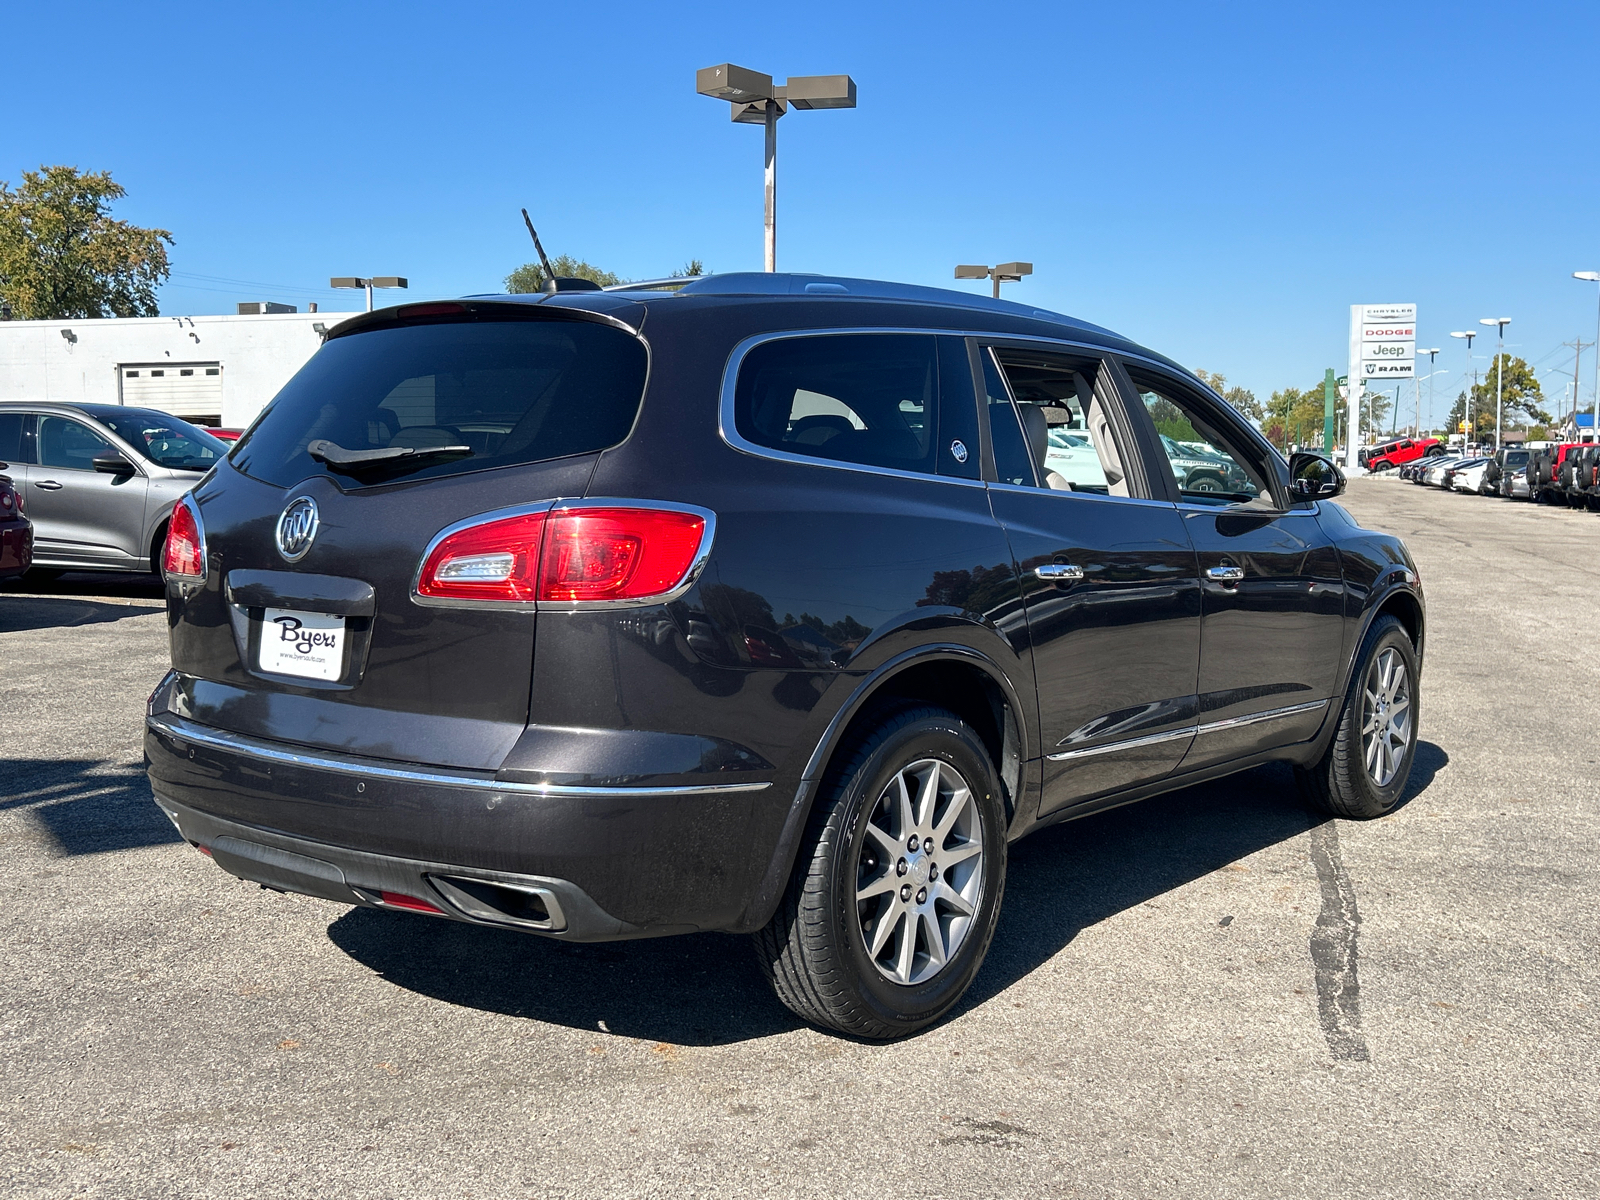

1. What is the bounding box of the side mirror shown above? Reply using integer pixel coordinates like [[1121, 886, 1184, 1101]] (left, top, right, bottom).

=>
[[92, 452, 136, 475], [1288, 452, 1344, 501]]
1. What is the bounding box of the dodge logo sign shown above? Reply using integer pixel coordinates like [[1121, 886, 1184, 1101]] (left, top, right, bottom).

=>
[[276, 496, 319, 562]]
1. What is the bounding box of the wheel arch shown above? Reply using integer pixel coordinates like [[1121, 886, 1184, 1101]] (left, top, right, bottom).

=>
[[733, 643, 1030, 934]]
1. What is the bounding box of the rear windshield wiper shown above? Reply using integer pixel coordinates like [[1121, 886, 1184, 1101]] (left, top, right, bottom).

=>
[[307, 439, 473, 474]]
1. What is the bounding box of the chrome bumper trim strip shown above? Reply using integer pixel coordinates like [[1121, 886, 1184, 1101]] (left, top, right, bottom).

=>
[[146, 714, 772, 798]]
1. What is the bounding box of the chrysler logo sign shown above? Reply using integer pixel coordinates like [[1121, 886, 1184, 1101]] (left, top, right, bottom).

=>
[[276, 496, 319, 562]]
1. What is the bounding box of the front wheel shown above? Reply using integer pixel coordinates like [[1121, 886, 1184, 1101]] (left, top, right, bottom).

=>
[[754, 706, 1008, 1039], [1296, 615, 1419, 819]]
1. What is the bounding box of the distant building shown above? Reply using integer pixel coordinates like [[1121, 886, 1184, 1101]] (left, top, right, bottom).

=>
[[1559, 412, 1598, 444], [0, 309, 357, 427]]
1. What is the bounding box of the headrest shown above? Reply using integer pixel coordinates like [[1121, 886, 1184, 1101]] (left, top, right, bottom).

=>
[[1019, 404, 1048, 472]]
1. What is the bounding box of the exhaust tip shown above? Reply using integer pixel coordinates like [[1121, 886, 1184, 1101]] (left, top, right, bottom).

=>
[[428, 874, 567, 932]]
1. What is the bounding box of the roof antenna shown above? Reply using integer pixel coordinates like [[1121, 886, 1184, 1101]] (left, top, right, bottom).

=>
[[520, 208, 600, 293], [520, 208, 556, 289]]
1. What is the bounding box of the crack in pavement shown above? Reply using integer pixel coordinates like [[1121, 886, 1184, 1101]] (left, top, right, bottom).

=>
[[1309, 820, 1370, 1062]]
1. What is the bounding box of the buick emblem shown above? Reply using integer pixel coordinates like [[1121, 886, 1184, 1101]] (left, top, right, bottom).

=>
[[276, 496, 319, 562]]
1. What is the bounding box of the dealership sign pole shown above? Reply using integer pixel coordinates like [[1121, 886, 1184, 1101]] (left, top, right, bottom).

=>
[[1347, 303, 1416, 469]]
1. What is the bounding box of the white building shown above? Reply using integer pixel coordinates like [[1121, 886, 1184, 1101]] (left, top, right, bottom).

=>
[[0, 309, 360, 428]]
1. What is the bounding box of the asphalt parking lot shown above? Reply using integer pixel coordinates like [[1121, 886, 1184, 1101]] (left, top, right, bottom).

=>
[[3, 478, 1596, 1200]]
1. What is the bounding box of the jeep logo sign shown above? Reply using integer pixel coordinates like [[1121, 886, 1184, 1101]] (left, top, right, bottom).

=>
[[276, 496, 320, 563]]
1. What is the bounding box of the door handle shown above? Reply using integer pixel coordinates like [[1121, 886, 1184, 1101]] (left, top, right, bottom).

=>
[[1207, 565, 1245, 584], [1034, 563, 1085, 581], [33, 480, 63, 491]]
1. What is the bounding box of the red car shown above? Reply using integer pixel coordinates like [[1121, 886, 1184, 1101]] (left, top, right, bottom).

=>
[[0, 467, 32, 580], [1362, 436, 1444, 472], [209, 428, 243, 442]]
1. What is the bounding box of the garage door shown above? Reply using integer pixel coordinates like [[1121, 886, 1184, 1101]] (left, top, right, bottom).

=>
[[118, 363, 223, 421]]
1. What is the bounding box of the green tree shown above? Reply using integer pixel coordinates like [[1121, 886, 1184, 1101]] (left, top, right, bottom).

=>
[[1469, 354, 1549, 427], [680, 259, 705, 277], [1264, 383, 1331, 449], [1194, 369, 1263, 424], [505, 255, 624, 293], [0, 165, 172, 318]]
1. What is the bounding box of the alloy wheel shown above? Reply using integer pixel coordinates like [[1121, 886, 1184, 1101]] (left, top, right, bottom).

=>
[[854, 758, 985, 986], [1361, 647, 1411, 787]]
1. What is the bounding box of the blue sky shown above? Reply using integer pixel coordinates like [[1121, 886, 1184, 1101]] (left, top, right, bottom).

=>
[[7, 1, 1600, 424]]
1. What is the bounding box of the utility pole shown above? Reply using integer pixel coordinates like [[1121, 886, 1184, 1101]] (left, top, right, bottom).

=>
[[1563, 338, 1593, 431]]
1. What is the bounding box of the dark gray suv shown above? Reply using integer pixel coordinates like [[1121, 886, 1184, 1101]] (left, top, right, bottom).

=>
[[146, 274, 1424, 1038]]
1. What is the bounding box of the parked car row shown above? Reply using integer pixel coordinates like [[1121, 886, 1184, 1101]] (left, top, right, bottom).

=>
[[0, 403, 228, 579], [1395, 443, 1600, 505]]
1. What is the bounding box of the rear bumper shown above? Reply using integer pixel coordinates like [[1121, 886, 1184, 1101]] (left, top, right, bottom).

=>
[[145, 710, 789, 940], [0, 520, 31, 576]]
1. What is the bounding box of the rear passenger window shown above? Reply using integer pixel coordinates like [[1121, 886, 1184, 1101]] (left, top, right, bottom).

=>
[[734, 334, 955, 476]]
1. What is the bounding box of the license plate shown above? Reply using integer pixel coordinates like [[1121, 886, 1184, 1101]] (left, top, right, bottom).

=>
[[260, 608, 346, 681]]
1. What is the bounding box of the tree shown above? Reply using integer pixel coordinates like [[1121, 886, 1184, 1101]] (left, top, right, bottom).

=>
[[1469, 354, 1549, 427], [680, 259, 705, 277], [1194, 369, 1263, 424], [0, 165, 172, 319], [1265, 384, 1328, 450], [505, 255, 624, 293]]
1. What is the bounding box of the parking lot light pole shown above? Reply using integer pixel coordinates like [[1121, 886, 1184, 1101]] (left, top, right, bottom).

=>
[[696, 65, 857, 272], [1450, 331, 1475, 446], [1480, 317, 1511, 449], [955, 262, 1034, 299], [1418, 348, 1440, 434], [331, 276, 408, 312], [1573, 273, 1600, 441]]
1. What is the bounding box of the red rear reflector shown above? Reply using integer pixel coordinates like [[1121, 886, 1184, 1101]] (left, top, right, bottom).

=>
[[539, 508, 705, 602], [397, 303, 467, 319], [416, 504, 707, 606], [380, 890, 444, 914], [163, 499, 204, 579], [193, 843, 212, 856]]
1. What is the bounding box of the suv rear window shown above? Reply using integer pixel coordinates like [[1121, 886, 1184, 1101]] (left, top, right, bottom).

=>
[[733, 334, 942, 475], [231, 317, 648, 488]]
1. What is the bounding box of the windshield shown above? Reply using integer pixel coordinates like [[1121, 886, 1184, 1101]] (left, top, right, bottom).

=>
[[96, 410, 228, 471], [231, 317, 649, 489]]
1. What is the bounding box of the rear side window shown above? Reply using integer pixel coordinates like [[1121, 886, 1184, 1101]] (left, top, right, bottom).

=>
[[734, 334, 954, 476], [0, 413, 25, 464], [231, 318, 648, 488], [38, 417, 113, 470]]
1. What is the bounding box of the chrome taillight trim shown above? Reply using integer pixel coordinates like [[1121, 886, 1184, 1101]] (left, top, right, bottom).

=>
[[162, 494, 208, 588], [408, 497, 717, 612]]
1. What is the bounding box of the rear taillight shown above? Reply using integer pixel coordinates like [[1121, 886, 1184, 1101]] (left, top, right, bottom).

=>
[[415, 502, 710, 607], [162, 498, 205, 580], [417, 510, 548, 604], [539, 508, 706, 602]]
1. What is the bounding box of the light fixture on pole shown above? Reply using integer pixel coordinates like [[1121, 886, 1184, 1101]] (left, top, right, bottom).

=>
[[331, 276, 408, 312], [1479, 317, 1511, 449], [954, 262, 1034, 299], [1417, 348, 1440, 435], [696, 64, 857, 273], [1573, 272, 1600, 442], [1450, 331, 1475, 445]]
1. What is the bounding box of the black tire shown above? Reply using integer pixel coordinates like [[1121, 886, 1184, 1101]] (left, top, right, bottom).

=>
[[1296, 615, 1419, 820], [754, 706, 1008, 1039]]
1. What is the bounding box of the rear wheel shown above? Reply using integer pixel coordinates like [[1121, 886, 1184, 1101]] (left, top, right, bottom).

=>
[[755, 706, 1007, 1039], [1296, 615, 1419, 819]]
